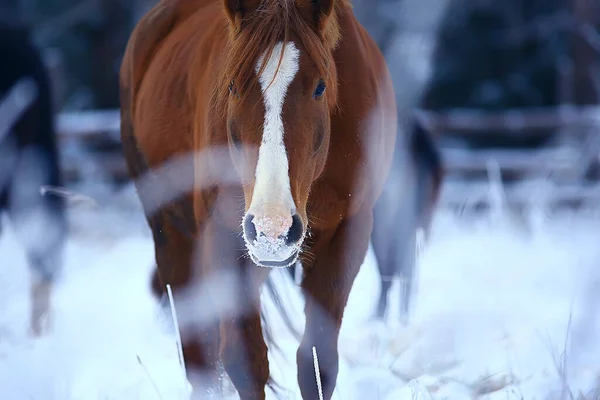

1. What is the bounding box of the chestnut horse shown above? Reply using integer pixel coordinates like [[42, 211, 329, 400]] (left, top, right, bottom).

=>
[[120, 0, 396, 398]]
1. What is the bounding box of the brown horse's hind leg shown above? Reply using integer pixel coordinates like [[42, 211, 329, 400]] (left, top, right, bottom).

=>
[[297, 208, 374, 400], [148, 213, 221, 391]]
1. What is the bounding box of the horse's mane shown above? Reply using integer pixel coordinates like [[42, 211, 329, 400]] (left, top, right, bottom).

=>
[[212, 0, 347, 114]]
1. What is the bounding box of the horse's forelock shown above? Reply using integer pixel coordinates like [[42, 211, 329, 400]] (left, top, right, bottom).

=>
[[211, 0, 340, 114]]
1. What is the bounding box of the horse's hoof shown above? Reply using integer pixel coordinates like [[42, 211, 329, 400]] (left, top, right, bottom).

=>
[[29, 310, 52, 338], [30, 279, 53, 338]]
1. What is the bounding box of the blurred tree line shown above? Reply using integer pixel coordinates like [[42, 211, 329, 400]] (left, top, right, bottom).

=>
[[0, 0, 426, 112], [1, 0, 597, 115], [0, 0, 155, 111]]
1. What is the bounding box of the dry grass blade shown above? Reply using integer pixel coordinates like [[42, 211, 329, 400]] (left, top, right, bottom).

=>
[[136, 355, 164, 400], [313, 346, 324, 400]]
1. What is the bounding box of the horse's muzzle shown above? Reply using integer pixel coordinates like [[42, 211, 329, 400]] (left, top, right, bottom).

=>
[[242, 208, 305, 268], [244, 229, 301, 268]]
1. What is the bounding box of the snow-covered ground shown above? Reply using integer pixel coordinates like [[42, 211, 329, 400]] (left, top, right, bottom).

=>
[[0, 182, 599, 399]]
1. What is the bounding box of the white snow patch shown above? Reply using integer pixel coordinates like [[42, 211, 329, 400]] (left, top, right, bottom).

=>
[[0, 186, 599, 399]]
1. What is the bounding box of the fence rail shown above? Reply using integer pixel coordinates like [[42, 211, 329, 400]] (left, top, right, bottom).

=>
[[415, 105, 600, 134], [56, 109, 121, 140], [54, 107, 600, 209], [440, 179, 600, 210]]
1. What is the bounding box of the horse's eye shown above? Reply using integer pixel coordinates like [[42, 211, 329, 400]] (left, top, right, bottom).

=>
[[313, 79, 326, 99]]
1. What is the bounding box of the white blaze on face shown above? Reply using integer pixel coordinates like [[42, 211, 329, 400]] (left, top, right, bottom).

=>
[[248, 41, 299, 222], [243, 41, 301, 266]]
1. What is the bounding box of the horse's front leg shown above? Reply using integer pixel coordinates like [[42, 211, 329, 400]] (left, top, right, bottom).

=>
[[297, 208, 373, 400], [219, 263, 270, 400], [151, 215, 221, 394], [203, 214, 270, 400]]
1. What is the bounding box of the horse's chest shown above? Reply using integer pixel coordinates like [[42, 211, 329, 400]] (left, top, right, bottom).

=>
[[307, 181, 361, 230]]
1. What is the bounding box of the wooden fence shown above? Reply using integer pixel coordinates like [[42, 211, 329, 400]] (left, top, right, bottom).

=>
[[55, 106, 600, 209], [416, 106, 600, 177], [56, 109, 128, 182]]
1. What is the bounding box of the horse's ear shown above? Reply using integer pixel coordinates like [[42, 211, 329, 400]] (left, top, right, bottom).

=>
[[223, 0, 262, 29], [296, 0, 335, 35]]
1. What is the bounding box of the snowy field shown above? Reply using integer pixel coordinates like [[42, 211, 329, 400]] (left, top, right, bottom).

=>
[[1, 182, 600, 399]]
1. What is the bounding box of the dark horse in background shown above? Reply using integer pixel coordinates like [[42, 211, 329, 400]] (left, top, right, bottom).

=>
[[0, 18, 67, 336]]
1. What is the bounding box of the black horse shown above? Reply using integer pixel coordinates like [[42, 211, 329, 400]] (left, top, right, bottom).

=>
[[0, 19, 67, 336]]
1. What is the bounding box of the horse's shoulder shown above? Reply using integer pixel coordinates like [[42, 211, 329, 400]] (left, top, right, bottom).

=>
[[322, 13, 397, 211]]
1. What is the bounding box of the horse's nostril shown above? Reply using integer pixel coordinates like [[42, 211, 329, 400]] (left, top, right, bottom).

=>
[[244, 214, 257, 242], [285, 214, 304, 245]]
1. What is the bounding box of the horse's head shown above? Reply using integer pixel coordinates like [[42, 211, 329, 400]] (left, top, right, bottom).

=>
[[218, 0, 340, 267]]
